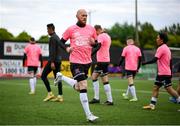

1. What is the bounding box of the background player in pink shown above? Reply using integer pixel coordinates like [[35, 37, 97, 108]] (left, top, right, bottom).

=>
[[119, 37, 142, 102], [23, 37, 42, 94], [54, 9, 99, 122], [142, 32, 180, 110], [89, 25, 113, 105]]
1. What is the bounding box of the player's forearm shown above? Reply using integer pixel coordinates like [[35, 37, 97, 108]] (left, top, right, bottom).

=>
[[58, 38, 67, 51], [91, 42, 101, 56], [39, 54, 43, 67], [170, 59, 172, 75], [142, 57, 158, 65], [119, 56, 125, 66], [138, 56, 142, 70], [22, 53, 27, 66]]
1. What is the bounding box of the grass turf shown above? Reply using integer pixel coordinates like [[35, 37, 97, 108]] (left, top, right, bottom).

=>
[[0, 78, 179, 125]]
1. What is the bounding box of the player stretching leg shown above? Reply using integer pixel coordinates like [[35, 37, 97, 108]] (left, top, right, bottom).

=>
[[54, 9, 98, 122]]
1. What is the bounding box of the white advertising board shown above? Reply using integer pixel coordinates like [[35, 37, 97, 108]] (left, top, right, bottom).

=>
[[0, 59, 27, 77], [4, 42, 49, 56]]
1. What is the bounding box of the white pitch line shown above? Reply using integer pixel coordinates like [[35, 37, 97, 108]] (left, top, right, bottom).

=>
[[0, 81, 169, 95]]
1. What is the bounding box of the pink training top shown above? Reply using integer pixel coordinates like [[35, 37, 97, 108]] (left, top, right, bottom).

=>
[[121, 44, 142, 71], [62, 24, 97, 64], [97, 33, 111, 62], [24, 43, 42, 67], [155, 44, 171, 75]]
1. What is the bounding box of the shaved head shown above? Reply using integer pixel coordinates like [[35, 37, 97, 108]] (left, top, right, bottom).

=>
[[76, 9, 87, 17], [76, 9, 87, 25], [126, 39, 134, 45]]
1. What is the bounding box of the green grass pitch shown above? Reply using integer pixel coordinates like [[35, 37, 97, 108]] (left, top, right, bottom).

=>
[[0, 78, 179, 125]]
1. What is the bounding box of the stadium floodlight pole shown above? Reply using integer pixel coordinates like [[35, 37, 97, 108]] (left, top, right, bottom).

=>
[[135, 0, 140, 46], [87, 10, 96, 25], [88, 11, 92, 25]]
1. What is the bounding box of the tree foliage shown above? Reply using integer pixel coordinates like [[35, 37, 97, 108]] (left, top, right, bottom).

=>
[[161, 23, 180, 35], [38, 35, 49, 43], [160, 23, 180, 47], [0, 28, 14, 41], [15, 31, 31, 41], [139, 22, 157, 48], [107, 22, 180, 48], [107, 22, 135, 46]]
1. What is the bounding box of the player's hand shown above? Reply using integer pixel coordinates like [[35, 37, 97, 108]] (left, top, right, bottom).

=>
[[137, 68, 140, 73], [51, 62, 55, 70], [66, 47, 73, 53], [89, 38, 95, 45]]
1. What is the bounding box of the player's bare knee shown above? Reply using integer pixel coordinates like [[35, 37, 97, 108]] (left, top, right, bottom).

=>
[[92, 73, 99, 80], [78, 80, 88, 90], [79, 84, 87, 90], [74, 84, 80, 92], [153, 85, 160, 92], [92, 76, 97, 80], [128, 77, 133, 84], [101, 75, 108, 83]]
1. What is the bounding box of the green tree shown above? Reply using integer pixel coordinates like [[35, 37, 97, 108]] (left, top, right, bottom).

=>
[[0, 28, 14, 41], [107, 23, 122, 40], [168, 34, 180, 47], [161, 23, 180, 47], [161, 23, 180, 35], [38, 35, 49, 43], [169, 23, 180, 35], [15, 31, 31, 41], [111, 40, 122, 47], [139, 22, 157, 48], [107, 22, 135, 47]]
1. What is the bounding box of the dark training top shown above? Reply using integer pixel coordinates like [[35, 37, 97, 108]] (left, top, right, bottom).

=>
[[48, 32, 66, 62]]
